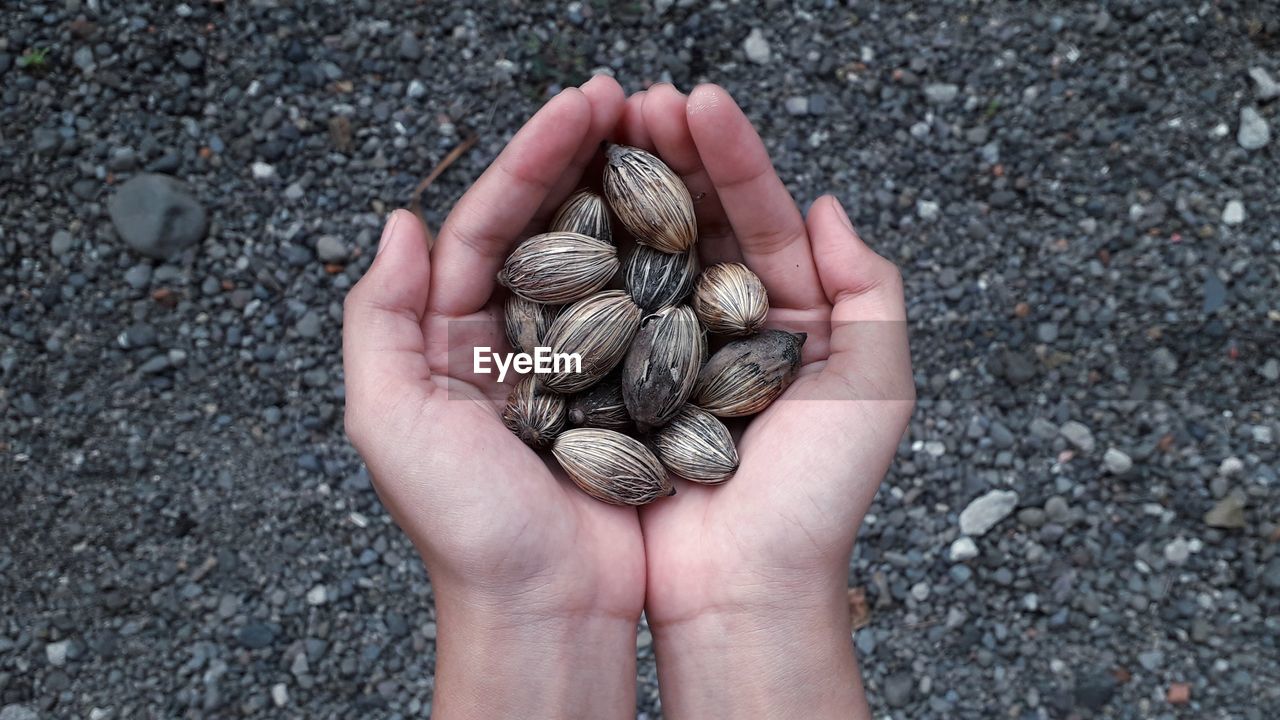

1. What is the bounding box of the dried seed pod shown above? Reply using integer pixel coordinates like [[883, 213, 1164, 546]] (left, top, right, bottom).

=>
[[692, 262, 769, 336], [540, 290, 643, 393], [550, 189, 612, 244], [567, 377, 631, 431], [649, 405, 739, 484], [501, 376, 567, 448], [504, 295, 558, 355], [552, 428, 674, 506], [603, 144, 697, 253], [694, 330, 807, 417], [497, 231, 618, 304], [622, 305, 706, 432], [624, 245, 699, 312]]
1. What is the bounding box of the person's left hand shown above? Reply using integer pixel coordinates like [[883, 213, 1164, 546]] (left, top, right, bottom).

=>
[[613, 83, 916, 719]]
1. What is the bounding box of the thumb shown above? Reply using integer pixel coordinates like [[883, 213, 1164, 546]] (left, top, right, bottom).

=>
[[806, 196, 914, 406], [342, 210, 435, 448]]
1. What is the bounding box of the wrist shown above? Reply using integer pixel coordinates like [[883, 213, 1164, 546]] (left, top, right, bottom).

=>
[[432, 587, 639, 719], [648, 583, 869, 720]]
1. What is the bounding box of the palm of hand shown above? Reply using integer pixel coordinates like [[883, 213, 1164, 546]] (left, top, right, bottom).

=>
[[344, 79, 648, 618], [611, 83, 914, 626], [370, 295, 647, 618], [641, 309, 913, 625]]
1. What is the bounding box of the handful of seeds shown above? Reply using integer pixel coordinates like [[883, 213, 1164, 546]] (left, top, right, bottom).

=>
[[498, 144, 806, 506]]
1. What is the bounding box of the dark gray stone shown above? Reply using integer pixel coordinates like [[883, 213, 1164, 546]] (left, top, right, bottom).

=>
[[238, 623, 276, 650], [108, 174, 208, 259], [884, 672, 914, 707]]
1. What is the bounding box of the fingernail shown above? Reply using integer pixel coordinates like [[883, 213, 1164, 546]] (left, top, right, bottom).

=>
[[377, 211, 402, 256], [832, 197, 855, 233]]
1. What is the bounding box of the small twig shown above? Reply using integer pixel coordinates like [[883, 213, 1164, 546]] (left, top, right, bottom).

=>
[[409, 130, 479, 247]]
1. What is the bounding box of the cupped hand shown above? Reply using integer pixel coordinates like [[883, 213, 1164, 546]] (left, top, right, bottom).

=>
[[620, 83, 916, 718], [342, 76, 643, 718]]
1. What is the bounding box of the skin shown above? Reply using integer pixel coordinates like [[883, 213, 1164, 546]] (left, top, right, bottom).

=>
[[343, 76, 914, 719]]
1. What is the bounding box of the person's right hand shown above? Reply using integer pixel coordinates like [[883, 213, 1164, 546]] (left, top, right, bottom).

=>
[[616, 83, 916, 719], [342, 76, 645, 719]]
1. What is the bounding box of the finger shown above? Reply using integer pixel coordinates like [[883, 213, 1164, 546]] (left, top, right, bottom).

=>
[[525, 74, 626, 234], [429, 89, 593, 317], [806, 196, 913, 404], [686, 84, 825, 310], [343, 210, 437, 447], [614, 90, 654, 150], [640, 83, 743, 266]]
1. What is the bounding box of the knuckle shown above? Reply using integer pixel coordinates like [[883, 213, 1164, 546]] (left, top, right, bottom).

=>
[[746, 227, 807, 257]]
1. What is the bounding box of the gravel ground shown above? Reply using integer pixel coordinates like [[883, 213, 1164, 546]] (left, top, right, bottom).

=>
[[3, 1, 1279, 718]]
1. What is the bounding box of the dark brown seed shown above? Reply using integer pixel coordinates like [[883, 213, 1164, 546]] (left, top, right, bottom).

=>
[[603, 144, 697, 253], [501, 376, 566, 448], [504, 295, 558, 355], [550, 189, 612, 244], [567, 377, 631, 431], [622, 305, 705, 432], [540, 290, 643, 393], [497, 231, 618, 304], [693, 330, 806, 417], [624, 244, 699, 312], [649, 405, 739, 484], [552, 428, 674, 506], [692, 262, 769, 336]]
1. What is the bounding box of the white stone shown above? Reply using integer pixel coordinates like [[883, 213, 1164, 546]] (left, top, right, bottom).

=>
[[924, 83, 958, 104], [315, 235, 348, 263], [1222, 200, 1245, 226], [1059, 421, 1095, 452], [1164, 537, 1192, 565], [291, 651, 310, 676], [406, 79, 427, 99], [959, 490, 1019, 537], [910, 582, 930, 601], [1253, 425, 1273, 444], [1219, 456, 1244, 477], [306, 584, 327, 606], [949, 536, 979, 561], [251, 162, 276, 180], [1103, 447, 1132, 474], [46, 640, 69, 666], [917, 199, 940, 222], [742, 28, 770, 64], [1260, 358, 1280, 381], [1249, 66, 1280, 100], [271, 683, 290, 707], [1238, 106, 1270, 150], [0, 706, 39, 720]]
